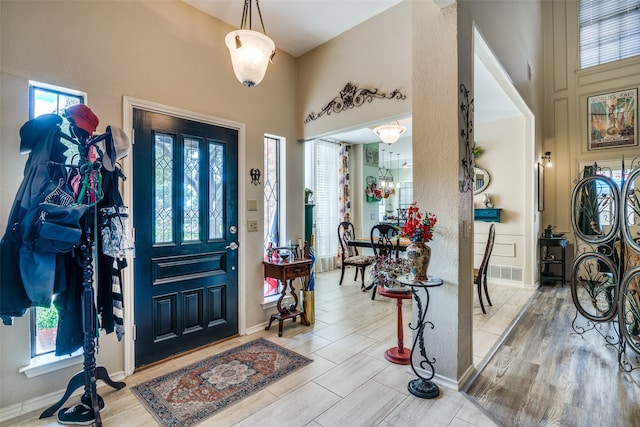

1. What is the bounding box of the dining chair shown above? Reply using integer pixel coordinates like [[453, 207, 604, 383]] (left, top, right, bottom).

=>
[[337, 221, 375, 288], [474, 223, 496, 314], [368, 223, 401, 300]]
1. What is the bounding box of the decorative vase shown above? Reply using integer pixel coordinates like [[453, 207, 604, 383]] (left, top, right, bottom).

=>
[[406, 241, 431, 281]]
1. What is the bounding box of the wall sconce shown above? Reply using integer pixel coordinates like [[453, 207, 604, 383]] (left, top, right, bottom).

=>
[[542, 151, 552, 167], [225, 0, 276, 87], [250, 168, 261, 185]]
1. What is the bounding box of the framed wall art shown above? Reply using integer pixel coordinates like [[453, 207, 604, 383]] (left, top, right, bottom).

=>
[[364, 146, 379, 166], [587, 88, 637, 150]]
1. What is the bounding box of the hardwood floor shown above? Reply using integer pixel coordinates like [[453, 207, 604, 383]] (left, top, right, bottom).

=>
[[466, 283, 640, 427], [10, 269, 536, 427]]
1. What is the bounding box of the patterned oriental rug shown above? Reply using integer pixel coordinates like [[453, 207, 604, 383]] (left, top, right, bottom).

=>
[[131, 338, 312, 427]]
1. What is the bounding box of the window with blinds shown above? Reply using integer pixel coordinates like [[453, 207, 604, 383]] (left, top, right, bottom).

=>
[[312, 140, 340, 267], [579, 0, 640, 69]]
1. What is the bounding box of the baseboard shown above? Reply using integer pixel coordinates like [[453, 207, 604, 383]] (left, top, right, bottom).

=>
[[411, 363, 477, 392], [0, 370, 125, 424], [245, 321, 269, 336]]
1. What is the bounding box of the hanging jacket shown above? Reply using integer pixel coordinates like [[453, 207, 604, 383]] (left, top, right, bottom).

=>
[[0, 114, 69, 324]]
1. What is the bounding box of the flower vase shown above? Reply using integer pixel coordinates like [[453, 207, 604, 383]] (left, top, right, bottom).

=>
[[406, 241, 431, 281]]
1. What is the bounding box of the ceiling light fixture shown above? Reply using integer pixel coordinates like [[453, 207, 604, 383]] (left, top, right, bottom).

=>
[[542, 151, 552, 167], [373, 123, 406, 145], [225, 0, 276, 88]]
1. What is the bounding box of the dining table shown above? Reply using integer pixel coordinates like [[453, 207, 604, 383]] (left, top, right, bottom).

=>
[[347, 236, 411, 252]]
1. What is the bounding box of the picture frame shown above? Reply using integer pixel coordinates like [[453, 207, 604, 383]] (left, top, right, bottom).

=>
[[537, 163, 544, 212], [587, 88, 637, 150], [364, 146, 379, 166]]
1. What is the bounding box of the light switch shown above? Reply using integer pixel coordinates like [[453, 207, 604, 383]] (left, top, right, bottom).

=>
[[247, 199, 258, 211], [247, 219, 258, 232]]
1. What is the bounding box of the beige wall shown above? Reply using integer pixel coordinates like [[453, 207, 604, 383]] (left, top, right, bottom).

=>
[[297, 1, 412, 141], [544, 0, 640, 239], [0, 0, 299, 410], [475, 116, 528, 281]]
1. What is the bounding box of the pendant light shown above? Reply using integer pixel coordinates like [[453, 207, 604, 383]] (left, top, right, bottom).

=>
[[225, 0, 276, 87]]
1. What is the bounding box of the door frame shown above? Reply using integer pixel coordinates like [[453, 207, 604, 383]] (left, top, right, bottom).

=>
[[122, 97, 246, 376]]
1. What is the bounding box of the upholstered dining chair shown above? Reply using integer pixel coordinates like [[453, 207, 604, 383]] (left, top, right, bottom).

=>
[[367, 223, 401, 300], [474, 223, 496, 314], [338, 221, 375, 288]]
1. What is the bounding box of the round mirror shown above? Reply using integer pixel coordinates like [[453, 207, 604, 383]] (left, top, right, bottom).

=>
[[474, 166, 491, 195]]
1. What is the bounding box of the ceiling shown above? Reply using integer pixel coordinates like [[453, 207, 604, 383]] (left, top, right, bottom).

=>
[[183, 0, 403, 58], [184, 0, 522, 162]]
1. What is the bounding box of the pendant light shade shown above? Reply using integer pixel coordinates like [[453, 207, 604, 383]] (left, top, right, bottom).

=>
[[374, 124, 406, 145], [225, 0, 275, 88]]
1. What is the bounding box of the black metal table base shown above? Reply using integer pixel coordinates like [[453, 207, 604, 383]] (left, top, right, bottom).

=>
[[408, 378, 440, 399], [399, 275, 444, 400]]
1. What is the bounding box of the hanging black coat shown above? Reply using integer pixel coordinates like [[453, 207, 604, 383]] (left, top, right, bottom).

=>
[[0, 114, 69, 324]]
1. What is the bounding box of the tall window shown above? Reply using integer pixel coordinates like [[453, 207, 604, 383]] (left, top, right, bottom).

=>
[[309, 140, 341, 273], [399, 181, 413, 208], [264, 135, 281, 296], [28, 82, 84, 358], [579, 0, 640, 69]]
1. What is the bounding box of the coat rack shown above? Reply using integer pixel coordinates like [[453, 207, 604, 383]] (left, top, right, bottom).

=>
[[39, 124, 125, 425]]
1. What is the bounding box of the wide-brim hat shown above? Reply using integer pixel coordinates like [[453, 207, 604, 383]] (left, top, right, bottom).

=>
[[65, 104, 99, 136], [102, 125, 131, 171]]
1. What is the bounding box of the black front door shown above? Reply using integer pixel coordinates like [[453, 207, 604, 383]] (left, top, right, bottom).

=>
[[133, 108, 238, 368]]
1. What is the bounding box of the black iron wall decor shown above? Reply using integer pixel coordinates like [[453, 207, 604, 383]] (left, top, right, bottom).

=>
[[459, 83, 475, 193], [569, 158, 640, 372], [303, 82, 406, 124], [250, 168, 261, 185]]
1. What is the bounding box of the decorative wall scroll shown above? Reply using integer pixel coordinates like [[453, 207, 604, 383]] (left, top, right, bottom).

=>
[[587, 88, 637, 150], [303, 82, 406, 124], [459, 83, 475, 193]]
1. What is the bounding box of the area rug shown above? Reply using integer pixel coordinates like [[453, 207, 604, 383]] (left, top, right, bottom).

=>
[[131, 338, 312, 427]]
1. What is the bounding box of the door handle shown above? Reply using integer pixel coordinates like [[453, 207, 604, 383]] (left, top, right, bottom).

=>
[[226, 242, 239, 250]]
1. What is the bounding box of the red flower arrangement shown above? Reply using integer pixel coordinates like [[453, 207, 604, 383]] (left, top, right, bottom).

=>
[[401, 203, 437, 243]]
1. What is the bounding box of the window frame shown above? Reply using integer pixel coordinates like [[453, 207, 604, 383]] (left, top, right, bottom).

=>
[[28, 82, 85, 359]]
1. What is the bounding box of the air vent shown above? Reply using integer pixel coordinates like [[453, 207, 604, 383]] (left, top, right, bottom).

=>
[[488, 265, 523, 283]]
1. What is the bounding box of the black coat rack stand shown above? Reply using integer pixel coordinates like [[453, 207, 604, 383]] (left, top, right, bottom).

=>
[[40, 126, 125, 425]]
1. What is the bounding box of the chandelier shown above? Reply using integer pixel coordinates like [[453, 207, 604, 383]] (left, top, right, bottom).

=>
[[225, 0, 276, 87], [378, 149, 396, 197]]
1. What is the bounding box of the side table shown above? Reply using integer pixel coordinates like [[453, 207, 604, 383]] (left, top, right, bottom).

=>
[[398, 274, 444, 399], [263, 259, 311, 337], [377, 286, 412, 365], [539, 236, 568, 286]]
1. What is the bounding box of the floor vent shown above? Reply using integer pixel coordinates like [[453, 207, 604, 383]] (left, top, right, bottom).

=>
[[489, 265, 523, 282]]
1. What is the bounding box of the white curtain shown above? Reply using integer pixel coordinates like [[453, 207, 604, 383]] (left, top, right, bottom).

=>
[[311, 140, 341, 272]]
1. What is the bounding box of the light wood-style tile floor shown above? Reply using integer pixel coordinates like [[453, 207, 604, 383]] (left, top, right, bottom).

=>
[[9, 269, 534, 427]]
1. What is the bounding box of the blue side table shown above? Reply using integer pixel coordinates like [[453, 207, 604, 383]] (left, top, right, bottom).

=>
[[398, 274, 444, 399]]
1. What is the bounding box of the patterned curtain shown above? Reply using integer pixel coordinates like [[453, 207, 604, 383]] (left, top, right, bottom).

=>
[[339, 144, 351, 222]]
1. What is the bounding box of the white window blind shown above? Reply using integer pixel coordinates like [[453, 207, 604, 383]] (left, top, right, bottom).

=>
[[313, 140, 340, 272], [579, 0, 640, 69]]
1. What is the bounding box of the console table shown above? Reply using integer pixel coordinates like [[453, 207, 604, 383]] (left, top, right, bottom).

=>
[[263, 258, 311, 337]]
